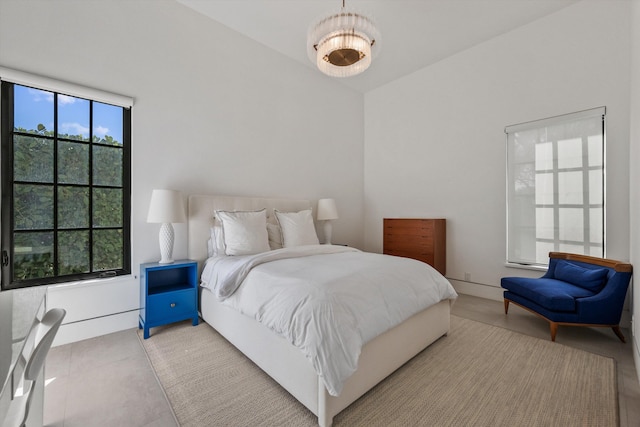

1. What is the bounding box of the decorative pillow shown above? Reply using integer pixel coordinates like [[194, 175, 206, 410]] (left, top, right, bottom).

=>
[[274, 209, 319, 247], [206, 237, 214, 258], [554, 260, 609, 292], [209, 223, 226, 256], [215, 209, 270, 256], [267, 223, 283, 250]]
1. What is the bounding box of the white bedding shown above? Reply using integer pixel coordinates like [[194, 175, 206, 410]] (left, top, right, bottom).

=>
[[200, 245, 457, 396]]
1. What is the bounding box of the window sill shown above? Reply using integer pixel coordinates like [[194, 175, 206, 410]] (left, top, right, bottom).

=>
[[47, 274, 134, 291], [504, 262, 547, 272]]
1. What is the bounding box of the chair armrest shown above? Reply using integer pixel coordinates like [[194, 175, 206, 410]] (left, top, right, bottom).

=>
[[540, 258, 557, 279], [575, 273, 631, 324]]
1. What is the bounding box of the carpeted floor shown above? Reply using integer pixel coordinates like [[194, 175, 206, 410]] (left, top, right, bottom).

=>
[[138, 315, 617, 427]]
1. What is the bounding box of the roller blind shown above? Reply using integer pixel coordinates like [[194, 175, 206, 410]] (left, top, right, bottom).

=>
[[0, 67, 133, 108], [506, 107, 605, 266]]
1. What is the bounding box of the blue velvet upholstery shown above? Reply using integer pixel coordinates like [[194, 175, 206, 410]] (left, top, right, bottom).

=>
[[554, 261, 608, 292], [502, 277, 595, 312], [501, 252, 632, 342]]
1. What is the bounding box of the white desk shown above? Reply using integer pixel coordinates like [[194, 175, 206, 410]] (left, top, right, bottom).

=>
[[0, 288, 46, 427]]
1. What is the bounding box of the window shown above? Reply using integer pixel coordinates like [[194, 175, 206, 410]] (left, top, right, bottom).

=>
[[1, 79, 131, 289], [506, 107, 605, 266]]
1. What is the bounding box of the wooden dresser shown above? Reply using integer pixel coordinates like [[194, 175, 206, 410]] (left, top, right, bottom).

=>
[[383, 218, 446, 275]]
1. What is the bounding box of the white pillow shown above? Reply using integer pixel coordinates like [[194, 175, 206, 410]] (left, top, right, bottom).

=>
[[267, 223, 283, 250], [215, 209, 270, 255], [274, 209, 319, 247], [206, 237, 214, 257], [209, 223, 226, 256]]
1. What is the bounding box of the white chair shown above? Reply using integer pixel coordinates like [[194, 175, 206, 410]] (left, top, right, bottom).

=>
[[2, 308, 65, 427]]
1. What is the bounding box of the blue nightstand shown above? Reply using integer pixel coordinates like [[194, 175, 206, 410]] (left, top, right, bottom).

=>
[[139, 260, 199, 339]]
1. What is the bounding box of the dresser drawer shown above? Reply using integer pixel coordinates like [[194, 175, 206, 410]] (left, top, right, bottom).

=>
[[383, 234, 434, 249], [147, 288, 196, 323], [384, 219, 434, 236]]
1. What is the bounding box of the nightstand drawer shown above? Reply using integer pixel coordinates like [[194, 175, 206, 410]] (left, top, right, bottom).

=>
[[147, 288, 196, 323]]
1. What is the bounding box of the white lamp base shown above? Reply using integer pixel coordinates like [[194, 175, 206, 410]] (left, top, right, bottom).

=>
[[158, 222, 175, 264], [323, 221, 333, 245]]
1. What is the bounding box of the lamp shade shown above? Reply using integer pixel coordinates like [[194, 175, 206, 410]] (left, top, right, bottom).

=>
[[146, 189, 186, 224], [317, 198, 339, 221]]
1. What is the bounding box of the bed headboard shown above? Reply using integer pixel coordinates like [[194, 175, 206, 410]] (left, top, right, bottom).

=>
[[187, 194, 312, 266]]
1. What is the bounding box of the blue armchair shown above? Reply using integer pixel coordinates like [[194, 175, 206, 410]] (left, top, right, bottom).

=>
[[501, 252, 632, 342]]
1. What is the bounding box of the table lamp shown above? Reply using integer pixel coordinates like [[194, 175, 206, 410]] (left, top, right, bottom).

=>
[[147, 189, 186, 264], [317, 198, 339, 245]]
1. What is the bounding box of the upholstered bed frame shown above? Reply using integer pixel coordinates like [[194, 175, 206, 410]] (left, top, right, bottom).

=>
[[187, 194, 451, 427]]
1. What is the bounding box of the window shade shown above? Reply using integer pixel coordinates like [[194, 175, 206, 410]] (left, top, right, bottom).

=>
[[0, 66, 133, 108], [506, 107, 606, 266]]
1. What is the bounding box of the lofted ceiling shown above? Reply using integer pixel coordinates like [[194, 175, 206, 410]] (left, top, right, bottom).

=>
[[177, 0, 580, 93]]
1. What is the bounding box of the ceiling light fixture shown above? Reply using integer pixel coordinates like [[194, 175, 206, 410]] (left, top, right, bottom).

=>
[[307, 0, 381, 78]]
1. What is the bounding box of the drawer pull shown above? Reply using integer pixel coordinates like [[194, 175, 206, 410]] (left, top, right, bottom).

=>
[[170, 303, 176, 308]]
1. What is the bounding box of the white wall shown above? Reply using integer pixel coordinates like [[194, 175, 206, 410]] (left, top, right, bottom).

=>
[[364, 1, 631, 302], [629, 0, 640, 385], [0, 0, 365, 344]]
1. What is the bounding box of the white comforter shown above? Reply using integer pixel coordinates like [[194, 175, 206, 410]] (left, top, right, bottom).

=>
[[200, 245, 457, 396]]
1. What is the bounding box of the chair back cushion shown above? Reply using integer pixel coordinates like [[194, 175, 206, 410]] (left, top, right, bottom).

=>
[[553, 260, 609, 292]]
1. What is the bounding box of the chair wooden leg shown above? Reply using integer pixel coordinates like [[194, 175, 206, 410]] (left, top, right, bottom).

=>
[[504, 299, 509, 314], [549, 322, 558, 342], [612, 326, 626, 343]]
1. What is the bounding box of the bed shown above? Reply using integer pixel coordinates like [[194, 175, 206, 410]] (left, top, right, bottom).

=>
[[187, 194, 457, 427]]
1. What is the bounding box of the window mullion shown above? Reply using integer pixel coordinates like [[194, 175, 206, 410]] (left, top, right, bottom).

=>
[[53, 93, 59, 278], [89, 101, 94, 273], [582, 134, 591, 254], [552, 139, 559, 253]]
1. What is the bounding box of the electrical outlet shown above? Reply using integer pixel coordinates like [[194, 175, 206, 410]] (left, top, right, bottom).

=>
[[464, 272, 471, 282]]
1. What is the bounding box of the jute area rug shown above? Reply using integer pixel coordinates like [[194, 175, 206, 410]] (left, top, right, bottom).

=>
[[138, 315, 617, 427]]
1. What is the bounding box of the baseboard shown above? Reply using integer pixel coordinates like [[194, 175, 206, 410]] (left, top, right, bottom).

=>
[[621, 311, 632, 330], [634, 335, 640, 385], [448, 279, 503, 301], [53, 310, 139, 346]]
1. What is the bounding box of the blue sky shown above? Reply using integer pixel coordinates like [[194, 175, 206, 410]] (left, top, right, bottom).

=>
[[14, 84, 123, 144]]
